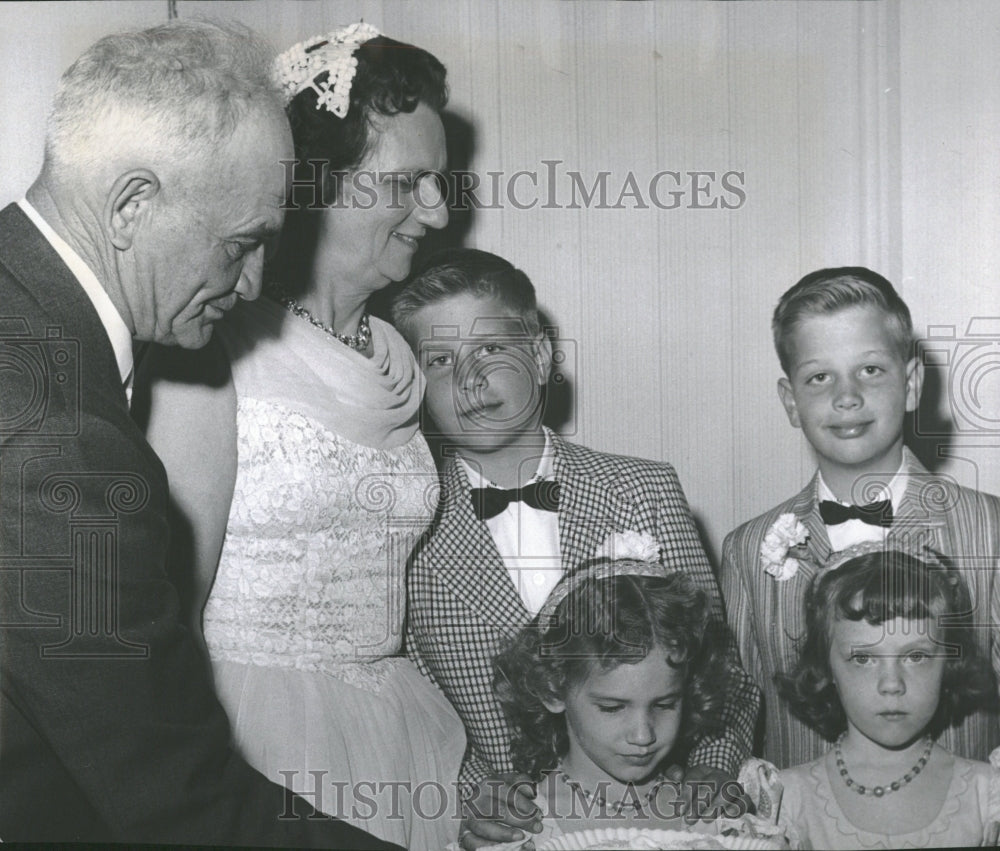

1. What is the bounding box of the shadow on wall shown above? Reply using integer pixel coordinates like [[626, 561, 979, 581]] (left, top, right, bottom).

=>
[[905, 347, 953, 475], [539, 306, 574, 436], [371, 108, 476, 322], [414, 109, 477, 261]]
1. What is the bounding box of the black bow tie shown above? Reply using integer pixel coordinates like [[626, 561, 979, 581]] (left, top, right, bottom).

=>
[[470, 480, 561, 521], [819, 498, 894, 528]]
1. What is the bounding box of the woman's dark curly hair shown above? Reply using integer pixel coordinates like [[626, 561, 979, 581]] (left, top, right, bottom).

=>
[[285, 34, 447, 207], [273, 33, 448, 289], [493, 567, 728, 782], [776, 550, 997, 742]]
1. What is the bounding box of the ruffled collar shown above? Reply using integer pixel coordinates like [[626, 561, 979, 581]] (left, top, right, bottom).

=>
[[809, 748, 969, 847], [217, 295, 422, 449]]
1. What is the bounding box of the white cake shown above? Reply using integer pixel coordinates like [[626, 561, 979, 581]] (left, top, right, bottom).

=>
[[533, 827, 781, 850]]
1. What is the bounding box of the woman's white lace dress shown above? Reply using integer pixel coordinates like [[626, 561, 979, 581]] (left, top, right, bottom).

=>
[[205, 297, 464, 849]]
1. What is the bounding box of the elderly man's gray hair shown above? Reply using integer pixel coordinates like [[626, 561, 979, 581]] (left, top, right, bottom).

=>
[[45, 19, 283, 180]]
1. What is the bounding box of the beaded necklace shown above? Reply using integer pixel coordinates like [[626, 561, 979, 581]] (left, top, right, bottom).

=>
[[834, 734, 933, 797], [556, 767, 667, 816], [270, 288, 372, 352]]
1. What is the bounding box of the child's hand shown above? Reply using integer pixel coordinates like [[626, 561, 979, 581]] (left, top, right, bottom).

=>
[[664, 764, 751, 824], [459, 772, 542, 849]]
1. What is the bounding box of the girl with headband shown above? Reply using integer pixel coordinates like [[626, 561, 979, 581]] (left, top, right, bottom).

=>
[[773, 547, 1000, 848], [491, 556, 785, 849]]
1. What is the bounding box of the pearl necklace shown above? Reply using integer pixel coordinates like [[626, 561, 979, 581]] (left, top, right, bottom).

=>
[[270, 288, 372, 352], [556, 767, 666, 816], [835, 734, 933, 797]]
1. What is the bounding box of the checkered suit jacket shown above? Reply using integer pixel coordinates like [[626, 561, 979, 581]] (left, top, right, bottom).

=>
[[406, 430, 760, 785], [720, 447, 1000, 769]]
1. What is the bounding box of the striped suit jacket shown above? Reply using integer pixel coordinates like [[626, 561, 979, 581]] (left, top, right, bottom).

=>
[[406, 430, 760, 785], [719, 447, 1000, 769]]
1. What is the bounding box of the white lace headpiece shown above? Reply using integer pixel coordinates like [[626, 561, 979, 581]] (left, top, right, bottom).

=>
[[273, 22, 381, 117]]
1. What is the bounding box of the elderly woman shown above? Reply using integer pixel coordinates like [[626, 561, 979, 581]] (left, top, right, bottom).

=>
[[141, 25, 463, 849]]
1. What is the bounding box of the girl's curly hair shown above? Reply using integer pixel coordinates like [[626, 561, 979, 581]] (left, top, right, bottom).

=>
[[493, 568, 728, 781], [776, 550, 997, 741]]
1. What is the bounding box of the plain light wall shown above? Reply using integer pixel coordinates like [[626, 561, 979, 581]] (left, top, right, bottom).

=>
[[900, 0, 1000, 504], [0, 1, 165, 199], [1, 0, 997, 566]]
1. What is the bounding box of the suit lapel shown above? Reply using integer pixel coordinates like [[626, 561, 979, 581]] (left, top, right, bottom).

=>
[[0, 204, 129, 415], [552, 434, 634, 575], [788, 474, 833, 580], [0, 206, 112, 355], [891, 448, 955, 555], [786, 451, 956, 565], [757, 479, 831, 678], [435, 457, 529, 628]]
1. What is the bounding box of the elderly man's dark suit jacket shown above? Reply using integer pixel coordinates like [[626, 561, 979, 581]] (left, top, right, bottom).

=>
[[0, 203, 397, 848], [407, 430, 760, 785]]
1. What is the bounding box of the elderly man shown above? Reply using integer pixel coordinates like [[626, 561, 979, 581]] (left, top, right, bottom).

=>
[[0, 21, 398, 848]]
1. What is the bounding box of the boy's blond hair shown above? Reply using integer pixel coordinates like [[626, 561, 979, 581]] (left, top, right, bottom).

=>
[[391, 247, 540, 342], [772, 267, 913, 375]]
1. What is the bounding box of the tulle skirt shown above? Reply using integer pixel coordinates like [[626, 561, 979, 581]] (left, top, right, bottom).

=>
[[212, 656, 466, 850]]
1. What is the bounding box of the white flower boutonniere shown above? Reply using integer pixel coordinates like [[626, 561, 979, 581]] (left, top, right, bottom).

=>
[[760, 513, 810, 581], [595, 530, 662, 562]]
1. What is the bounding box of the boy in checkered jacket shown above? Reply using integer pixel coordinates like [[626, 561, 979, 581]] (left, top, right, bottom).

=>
[[391, 248, 759, 841]]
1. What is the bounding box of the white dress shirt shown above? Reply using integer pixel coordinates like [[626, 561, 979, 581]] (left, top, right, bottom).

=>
[[461, 435, 562, 614], [18, 198, 134, 404], [818, 458, 907, 551]]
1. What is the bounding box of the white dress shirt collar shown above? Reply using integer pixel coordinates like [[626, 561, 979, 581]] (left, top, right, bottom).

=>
[[817, 456, 907, 550], [460, 431, 561, 615], [459, 429, 555, 489], [18, 198, 134, 402]]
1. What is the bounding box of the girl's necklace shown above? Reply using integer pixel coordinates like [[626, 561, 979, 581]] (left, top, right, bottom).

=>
[[556, 766, 666, 816], [270, 287, 372, 352], [834, 734, 933, 797]]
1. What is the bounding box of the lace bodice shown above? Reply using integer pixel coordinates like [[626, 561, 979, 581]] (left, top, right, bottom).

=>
[[203, 397, 437, 685]]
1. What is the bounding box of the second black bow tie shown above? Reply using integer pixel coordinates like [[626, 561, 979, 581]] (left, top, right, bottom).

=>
[[819, 498, 894, 528], [471, 480, 561, 521]]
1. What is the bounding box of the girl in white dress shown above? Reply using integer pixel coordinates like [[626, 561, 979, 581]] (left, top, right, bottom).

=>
[[773, 546, 1000, 849], [141, 24, 464, 850]]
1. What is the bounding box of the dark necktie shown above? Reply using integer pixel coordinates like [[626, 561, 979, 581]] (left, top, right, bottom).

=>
[[818, 498, 894, 528], [470, 480, 561, 521]]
